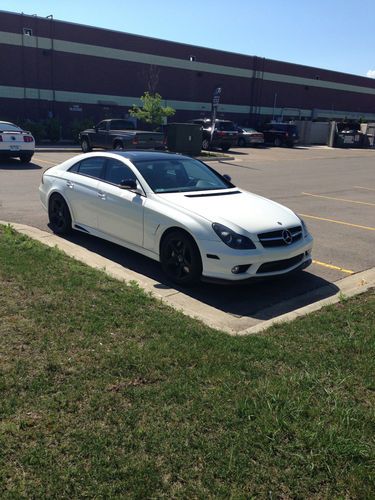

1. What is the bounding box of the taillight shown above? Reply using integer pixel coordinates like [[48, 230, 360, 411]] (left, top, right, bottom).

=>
[[216, 131, 225, 137], [23, 135, 33, 142]]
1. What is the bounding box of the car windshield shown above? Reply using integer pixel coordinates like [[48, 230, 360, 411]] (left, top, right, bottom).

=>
[[133, 158, 233, 193], [0, 122, 22, 132], [243, 128, 256, 132]]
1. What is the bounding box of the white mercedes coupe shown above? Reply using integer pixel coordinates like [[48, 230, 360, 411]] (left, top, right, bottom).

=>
[[39, 151, 313, 285]]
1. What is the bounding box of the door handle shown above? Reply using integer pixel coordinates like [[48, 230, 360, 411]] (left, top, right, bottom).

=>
[[66, 180, 74, 189]]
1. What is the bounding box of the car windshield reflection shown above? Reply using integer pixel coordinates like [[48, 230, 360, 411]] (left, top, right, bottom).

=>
[[133, 158, 234, 194]]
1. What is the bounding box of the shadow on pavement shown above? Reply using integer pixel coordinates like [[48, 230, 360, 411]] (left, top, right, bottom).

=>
[[0, 158, 41, 170], [61, 231, 339, 322]]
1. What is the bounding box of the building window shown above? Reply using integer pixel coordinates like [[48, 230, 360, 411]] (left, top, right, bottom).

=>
[[189, 55, 196, 62], [23, 28, 33, 36]]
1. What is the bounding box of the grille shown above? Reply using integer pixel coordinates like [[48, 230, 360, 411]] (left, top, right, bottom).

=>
[[257, 253, 304, 274], [258, 225, 302, 248]]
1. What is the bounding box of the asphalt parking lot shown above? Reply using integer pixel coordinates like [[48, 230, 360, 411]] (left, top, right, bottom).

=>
[[1, 145, 374, 332]]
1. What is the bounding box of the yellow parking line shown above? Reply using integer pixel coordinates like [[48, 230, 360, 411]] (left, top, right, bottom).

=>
[[302, 192, 375, 207], [354, 185, 375, 192], [299, 213, 375, 231], [312, 260, 354, 274], [33, 157, 57, 166]]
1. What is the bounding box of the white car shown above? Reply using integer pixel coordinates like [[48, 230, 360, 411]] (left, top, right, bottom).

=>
[[0, 121, 35, 163], [39, 151, 313, 285]]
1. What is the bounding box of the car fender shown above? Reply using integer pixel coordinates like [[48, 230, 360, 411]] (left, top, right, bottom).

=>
[[143, 198, 213, 256]]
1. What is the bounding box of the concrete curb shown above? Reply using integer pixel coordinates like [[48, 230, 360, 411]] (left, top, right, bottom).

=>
[[1, 221, 374, 335]]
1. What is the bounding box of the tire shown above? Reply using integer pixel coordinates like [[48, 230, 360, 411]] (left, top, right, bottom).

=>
[[114, 141, 124, 150], [273, 137, 282, 147], [19, 153, 33, 163], [221, 144, 231, 152], [81, 138, 92, 153], [48, 194, 72, 235], [238, 137, 246, 147], [160, 230, 202, 286], [202, 138, 210, 150]]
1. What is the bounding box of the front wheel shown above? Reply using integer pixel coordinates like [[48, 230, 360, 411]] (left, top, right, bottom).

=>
[[160, 230, 202, 286], [202, 138, 210, 150], [48, 194, 72, 235], [221, 144, 231, 152], [81, 138, 92, 153]]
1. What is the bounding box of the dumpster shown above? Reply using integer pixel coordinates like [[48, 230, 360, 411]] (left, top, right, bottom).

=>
[[167, 123, 202, 155], [335, 121, 364, 148]]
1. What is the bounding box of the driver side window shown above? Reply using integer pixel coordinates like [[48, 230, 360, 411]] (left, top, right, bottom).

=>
[[104, 159, 137, 186]]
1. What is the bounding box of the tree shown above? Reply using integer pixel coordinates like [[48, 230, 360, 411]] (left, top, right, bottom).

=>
[[129, 92, 175, 129]]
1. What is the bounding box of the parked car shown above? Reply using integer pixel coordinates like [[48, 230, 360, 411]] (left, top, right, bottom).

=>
[[237, 127, 264, 147], [39, 151, 313, 285], [189, 118, 238, 151], [261, 123, 299, 147], [79, 119, 165, 152], [0, 121, 35, 163]]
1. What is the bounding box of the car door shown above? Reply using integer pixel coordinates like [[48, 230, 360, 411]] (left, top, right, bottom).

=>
[[63, 156, 107, 230], [96, 158, 145, 247], [91, 121, 108, 148]]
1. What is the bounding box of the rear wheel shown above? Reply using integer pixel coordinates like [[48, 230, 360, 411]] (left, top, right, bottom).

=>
[[19, 153, 33, 163], [160, 230, 202, 286], [48, 194, 72, 235], [221, 144, 231, 152], [81, 138, 92, 153]]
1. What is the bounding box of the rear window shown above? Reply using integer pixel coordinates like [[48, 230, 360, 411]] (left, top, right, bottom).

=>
[[0, 122, 22, 132], [216, 121, 236, 131]]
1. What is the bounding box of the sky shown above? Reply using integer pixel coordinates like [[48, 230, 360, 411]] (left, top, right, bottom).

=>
[[2, 0, 375, 78]]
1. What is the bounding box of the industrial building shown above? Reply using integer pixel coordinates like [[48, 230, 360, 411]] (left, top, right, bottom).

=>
[[1, 9, 375, 137]]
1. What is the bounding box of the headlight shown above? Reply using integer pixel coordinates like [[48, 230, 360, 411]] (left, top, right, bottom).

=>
[[212, 223, 256, 249]]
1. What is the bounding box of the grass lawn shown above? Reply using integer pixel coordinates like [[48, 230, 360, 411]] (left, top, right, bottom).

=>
[[0, 225, 374, 498]]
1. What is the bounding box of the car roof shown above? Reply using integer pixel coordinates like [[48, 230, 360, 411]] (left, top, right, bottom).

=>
[[110, 151, 191, 162]]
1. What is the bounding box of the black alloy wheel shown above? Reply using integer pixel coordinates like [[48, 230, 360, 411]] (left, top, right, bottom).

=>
[[221, 144, 231, 151], [160, 231, 202, 286], [48, 194, 72, 235], [81, 138, 92, 153]]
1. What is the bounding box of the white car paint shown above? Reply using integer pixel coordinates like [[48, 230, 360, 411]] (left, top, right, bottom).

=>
[[0, 121, 35, 161], [39, 151, 313, 283]]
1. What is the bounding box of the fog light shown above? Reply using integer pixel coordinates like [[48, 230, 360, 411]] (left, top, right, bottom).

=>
[[231, 264, 251, 274]]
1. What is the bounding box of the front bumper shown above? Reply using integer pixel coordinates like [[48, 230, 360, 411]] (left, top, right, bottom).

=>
[[198, 234, 313, 282]]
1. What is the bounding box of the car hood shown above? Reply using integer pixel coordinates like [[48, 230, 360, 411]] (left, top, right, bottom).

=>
[[160, 189, 300, 235]]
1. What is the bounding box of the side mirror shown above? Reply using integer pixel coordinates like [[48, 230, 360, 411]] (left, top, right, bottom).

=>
[[223, 174, 232, 182], [119, 179, 138, 190]]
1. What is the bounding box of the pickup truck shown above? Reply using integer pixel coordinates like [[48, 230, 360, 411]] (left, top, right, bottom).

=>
[[79, 119, 165, 152]]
